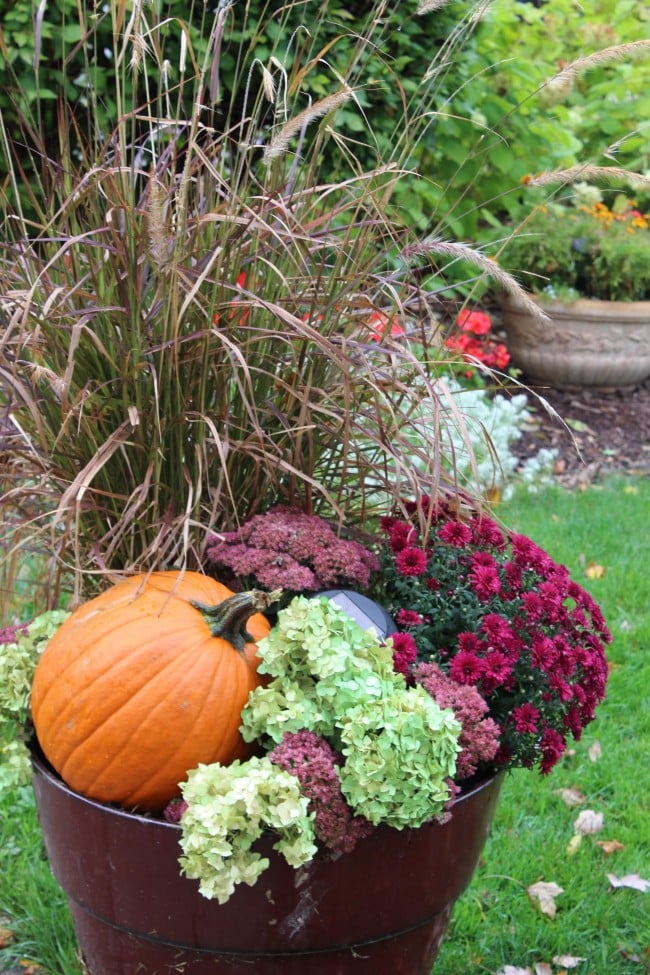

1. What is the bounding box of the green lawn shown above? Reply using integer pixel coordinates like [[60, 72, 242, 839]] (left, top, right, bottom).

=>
[[436, 476, 650, 975], [1, 477, 648, 975]]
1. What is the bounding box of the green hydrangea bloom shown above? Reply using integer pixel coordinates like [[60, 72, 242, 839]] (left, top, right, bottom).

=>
[[0, 610, 70, 719], [338, 687, 461, 828], [0, 738, 33, 793], [243, 597, 461, 824], [180, 596, 462, 902], [242, 596, 404, 749], [0, 610, 70, 794], [179, 757, 317, 904]]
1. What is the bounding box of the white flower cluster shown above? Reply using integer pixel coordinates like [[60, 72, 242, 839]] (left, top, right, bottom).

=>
[[435, 378, 558, 500]]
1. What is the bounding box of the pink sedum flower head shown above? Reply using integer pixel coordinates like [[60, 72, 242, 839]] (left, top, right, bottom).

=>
[[377, 499, 611, 775], [268, 730, 374, 855], [206, 506, 379, 595], [413, 662, 500, 780]]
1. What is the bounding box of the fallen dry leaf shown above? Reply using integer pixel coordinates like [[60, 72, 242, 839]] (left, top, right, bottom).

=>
[[534, 963, 553, 975], [566, 833, 583, 857], [574, 809, 604, 835], [555, 787, 585, 807], [527, 881, 564, 919], [0, 925, 14, 948], [607, 873, 650, 892], [616, 947, 650, 965], [588, 740, 602, 762], [584, 561, 606, 579], [552, 955, 586, 968], [596, 839, 625, 856], [496, 966, 534, 975]]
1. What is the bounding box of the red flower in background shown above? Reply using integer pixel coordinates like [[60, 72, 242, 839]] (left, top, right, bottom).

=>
[[457, 309, 491, 335], [213, 271, 249, 326], [445, 309, 511, 373], [366, 310, 406, 342]]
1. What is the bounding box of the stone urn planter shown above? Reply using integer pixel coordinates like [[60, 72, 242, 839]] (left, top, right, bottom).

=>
[[31, 747, 503, 975], [498, 294, 650, 390]]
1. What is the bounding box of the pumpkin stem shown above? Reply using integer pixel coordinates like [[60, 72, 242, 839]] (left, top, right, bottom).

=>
[[191, 589, 282, 652]]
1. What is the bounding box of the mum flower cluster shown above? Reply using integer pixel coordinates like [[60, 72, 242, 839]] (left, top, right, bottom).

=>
[[205, 506, 379, 594], [377, 497, 611, 774]]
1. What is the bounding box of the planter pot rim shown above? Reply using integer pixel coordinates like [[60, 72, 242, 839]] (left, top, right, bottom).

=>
[[30, 742, 500, 834], [497, 290, 650, 390], [498, 292, 650, 315]]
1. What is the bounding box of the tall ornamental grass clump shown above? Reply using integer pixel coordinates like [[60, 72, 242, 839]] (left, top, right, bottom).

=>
[[0, 0, 535, 605]]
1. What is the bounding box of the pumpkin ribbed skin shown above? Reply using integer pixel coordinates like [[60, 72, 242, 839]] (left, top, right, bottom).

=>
[[30, 571, 271, 812]]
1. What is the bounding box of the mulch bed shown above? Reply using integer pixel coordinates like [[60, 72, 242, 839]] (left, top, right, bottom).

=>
[[510, 376, 650, 487]]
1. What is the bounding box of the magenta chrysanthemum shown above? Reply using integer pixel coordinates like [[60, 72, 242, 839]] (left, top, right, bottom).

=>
[[396, 608, 425, 627], [395, 547, 428, 577], [390, 632, 418, 677], [438, 520, 473, 547], [469, 563, 502, 601], [377, 499, 611, 775], [511, 703, 540, 734], [449, 650, 483, 685]]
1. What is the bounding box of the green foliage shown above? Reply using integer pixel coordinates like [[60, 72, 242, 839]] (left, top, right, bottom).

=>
[[422, 0, 650, 240], [1, 0, 649, 243], [496, 188, 650, 301], [0, 1, 469, 204]]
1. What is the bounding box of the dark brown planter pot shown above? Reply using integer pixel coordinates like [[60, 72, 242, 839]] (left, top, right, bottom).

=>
[[498, 293, 650, 390], [31, 749, 503, 975]]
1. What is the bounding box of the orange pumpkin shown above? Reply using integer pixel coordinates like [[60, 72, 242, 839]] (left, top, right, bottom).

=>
[[31, 571, 275, 812]]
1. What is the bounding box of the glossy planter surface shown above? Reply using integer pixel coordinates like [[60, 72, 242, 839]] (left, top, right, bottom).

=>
[[32, 750, 502, 975], [499, 294, 650, 390]]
